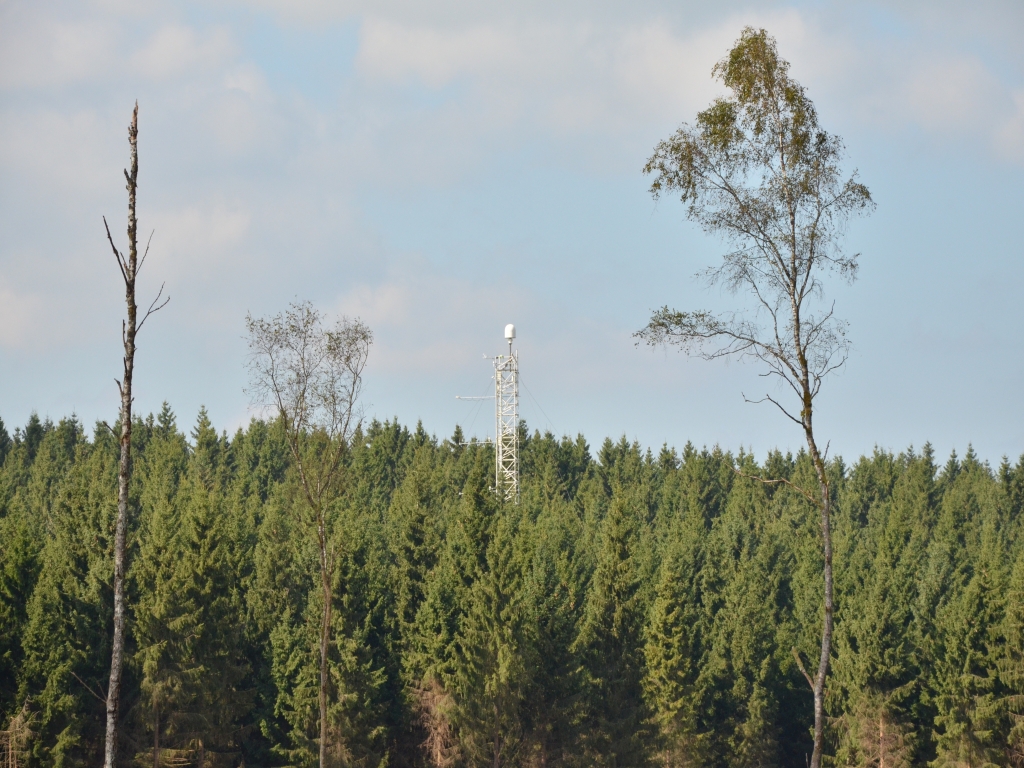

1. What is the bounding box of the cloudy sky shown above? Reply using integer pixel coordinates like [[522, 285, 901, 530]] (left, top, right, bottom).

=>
[[1, 0, 1022, 462]]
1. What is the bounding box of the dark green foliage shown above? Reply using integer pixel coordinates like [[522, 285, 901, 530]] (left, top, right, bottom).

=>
[[131, 411, 253, 766], [17, 434, 117, 767], [574, 495, 651, 766], [1, 408, 1021, 767], [0, 416, 11, 467]]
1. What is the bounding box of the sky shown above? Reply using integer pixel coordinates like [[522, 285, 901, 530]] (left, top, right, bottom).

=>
[[1, 0, 1022, 464]]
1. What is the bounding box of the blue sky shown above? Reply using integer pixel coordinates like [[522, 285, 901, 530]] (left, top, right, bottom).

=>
[[1, 0, 1022, 463]]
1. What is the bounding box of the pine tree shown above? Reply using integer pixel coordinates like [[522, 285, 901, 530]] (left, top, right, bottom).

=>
[[449, 510, 532, 767], [699, 458, 800, 768], [324, 484, 394, 767], [831, 547, 919, 767], [1002, 549, 1024, 765], [132, 411, 253, 768], [130, 416, 188, 767], [574, 495, 650, 766], [520, 496, 587, 767], [18, 437, 119, 767], [0, 416, 11, 467], [247, 434, 323, 766], [0, 504, 40, 720], [389, 445, 442, 645], [828, 449, 929, 767], [407, 552, 463, 768], [643, 505, 709, 766], [929, 494, 1006, 767]]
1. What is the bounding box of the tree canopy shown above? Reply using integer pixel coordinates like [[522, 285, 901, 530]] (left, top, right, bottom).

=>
[[1, 409, 1022, 767]]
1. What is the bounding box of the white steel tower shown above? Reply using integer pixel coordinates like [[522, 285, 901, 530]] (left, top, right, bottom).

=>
[[495, 324, 519, 503]]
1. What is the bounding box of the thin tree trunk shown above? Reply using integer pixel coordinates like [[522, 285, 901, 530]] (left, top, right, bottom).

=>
[[493, 704, 501, 768], [104, 102, 139, 768], [319, 520, 332, 768], [153, 703, 159, 768], [880, 716, 885, 768], [804, 425, 833, 768]]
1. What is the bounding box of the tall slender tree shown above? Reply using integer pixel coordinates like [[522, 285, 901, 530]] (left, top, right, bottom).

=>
[[245, 301, 372, 768], [637, 28, 873, 767], [102, 102, 168, 768]]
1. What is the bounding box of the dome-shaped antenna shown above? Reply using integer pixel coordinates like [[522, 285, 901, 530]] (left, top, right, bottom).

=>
[[504, 324, 515, 354]]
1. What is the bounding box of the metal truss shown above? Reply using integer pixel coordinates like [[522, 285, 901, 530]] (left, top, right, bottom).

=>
[[494, 350, 519, 503]]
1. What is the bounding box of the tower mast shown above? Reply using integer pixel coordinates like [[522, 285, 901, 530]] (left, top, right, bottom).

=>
[[495, 324, 519, 503]]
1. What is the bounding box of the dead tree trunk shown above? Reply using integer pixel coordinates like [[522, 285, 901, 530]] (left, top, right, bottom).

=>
[[102, 102, 167, 768]]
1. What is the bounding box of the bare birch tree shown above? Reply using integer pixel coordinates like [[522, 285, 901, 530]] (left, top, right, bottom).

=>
[[245, 301, 372, 768], [636, 28, 873, 768], [103, 102, 169, 768]]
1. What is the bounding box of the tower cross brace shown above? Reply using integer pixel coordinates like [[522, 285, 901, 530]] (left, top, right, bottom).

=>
[[494, 345, 519, 503]]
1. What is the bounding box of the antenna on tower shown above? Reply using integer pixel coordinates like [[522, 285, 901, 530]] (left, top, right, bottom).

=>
[[495, 324, 519, 503]]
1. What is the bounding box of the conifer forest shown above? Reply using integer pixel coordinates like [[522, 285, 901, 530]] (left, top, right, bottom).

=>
[[1, 410, 1023, 767]]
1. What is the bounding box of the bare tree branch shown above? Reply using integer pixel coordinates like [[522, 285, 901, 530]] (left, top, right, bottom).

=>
[[137, 229, 155, 275], [792, 647, 815, 692], [742, 392, 802, 426], [137, 282, 169, 334], [71, 671, 108, 705], [103, 216, 128, 285], [731, 466, 819, 507]]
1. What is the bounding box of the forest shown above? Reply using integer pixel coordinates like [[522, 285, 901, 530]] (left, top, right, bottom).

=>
[[0, 408, 1022, 768]]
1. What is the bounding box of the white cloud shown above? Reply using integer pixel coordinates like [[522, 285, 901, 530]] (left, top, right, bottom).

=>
[[0, 15, 119, 89], [352, 9, 829, 130], [356, 19, 519, 88], [224, 63, 271, 99], [901, 54, 1002, 134], [130, 24, 236, 80]]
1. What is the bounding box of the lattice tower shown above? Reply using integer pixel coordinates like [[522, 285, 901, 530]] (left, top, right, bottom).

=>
[[494, 329, 519, 503]]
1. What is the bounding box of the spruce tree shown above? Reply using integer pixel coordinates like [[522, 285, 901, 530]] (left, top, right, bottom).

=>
[[449, 510, 532, 766], [699, 458, 801, 768], [0, 416, 11, 467], [389, 445, 442, 645], [574, 495, 650, 766], [324, 482, 394, 767], [643, 504, 709, 766], [929, 518, 1006, 767], [132, 411, 252, 767], [18, 437, 119, 766], [521, 496, 587, 766], [830, 451, 927, 767], [1001, 549, 1024, 764]]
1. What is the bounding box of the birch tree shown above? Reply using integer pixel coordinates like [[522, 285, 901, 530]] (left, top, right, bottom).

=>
[[637, 28, 873, 768], [245, 301, 371, 768], [102, 102, 168, 768]]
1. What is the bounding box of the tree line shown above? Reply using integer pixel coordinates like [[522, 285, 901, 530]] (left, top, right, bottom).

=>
[[1, 409, 1023, 767]]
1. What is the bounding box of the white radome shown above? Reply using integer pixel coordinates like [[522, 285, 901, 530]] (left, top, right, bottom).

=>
[[505, 324, 516, 341]]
